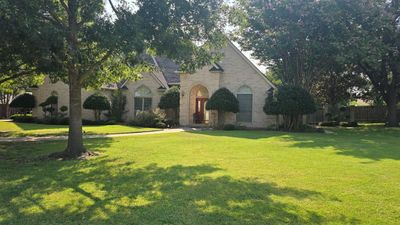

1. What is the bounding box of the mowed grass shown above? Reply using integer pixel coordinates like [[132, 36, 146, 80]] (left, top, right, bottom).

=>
[[0, 121, 159, 137], [0, 127, 399, 224]]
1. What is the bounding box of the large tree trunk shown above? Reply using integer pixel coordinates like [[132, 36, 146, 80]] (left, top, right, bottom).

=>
[[65, 76, 86, 157], [63, 0, 86, 157], [386, 92, 398, 127]]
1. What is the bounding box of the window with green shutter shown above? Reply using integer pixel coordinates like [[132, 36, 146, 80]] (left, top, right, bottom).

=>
[[237, 86, 253, 123]]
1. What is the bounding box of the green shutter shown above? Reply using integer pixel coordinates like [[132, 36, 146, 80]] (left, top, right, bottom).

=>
[[237, 94, 252, 122]]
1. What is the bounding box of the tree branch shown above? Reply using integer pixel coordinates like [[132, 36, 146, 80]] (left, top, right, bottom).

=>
[[78, 50, 114, 83], [59, 0, 69, 14], [108, 0, 119, 15], [0, 69, 36, 85]]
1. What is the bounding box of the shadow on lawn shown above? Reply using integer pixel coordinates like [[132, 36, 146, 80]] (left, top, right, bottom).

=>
[[0, 147, 358, 224], [187, 127, 400, 162], [14, 122, 68, 130], [281, 128, 400, 161]]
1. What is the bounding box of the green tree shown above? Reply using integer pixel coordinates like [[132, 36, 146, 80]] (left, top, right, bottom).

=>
[[333, 0, 400, 126], [206, 87, 239, 127], [83, 94, 111, 121], [264, 85, 316, 131], [231, 0, 344, 90], [158, 86, 180, 121], [1, 0, 226, 157], [107, 89, 127, 122]]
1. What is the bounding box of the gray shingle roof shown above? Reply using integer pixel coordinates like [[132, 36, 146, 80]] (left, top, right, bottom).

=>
[[154, 56, 180, 85], [102, 55, 180, 89]]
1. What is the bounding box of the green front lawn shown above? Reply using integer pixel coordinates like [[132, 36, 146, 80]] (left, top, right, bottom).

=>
[[0, 127, 399, 224], [0, 121, 159, 137]]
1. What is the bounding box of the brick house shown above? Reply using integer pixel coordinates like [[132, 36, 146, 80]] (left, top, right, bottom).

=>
[[32, 41, 277, 128]]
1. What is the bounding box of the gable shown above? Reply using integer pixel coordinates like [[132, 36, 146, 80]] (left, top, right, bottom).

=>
[[223, 41, 276, 89]]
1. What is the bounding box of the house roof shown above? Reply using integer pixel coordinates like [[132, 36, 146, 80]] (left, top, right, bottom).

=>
[[153, 56, 180, 85], [102, 41, 275, 90], [209, 63, 224, 72]]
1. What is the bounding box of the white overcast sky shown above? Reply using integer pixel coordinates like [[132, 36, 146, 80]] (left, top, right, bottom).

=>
[[103, 0, 268, 73]]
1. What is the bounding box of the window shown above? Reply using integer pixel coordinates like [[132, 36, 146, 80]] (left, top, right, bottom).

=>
[[134, 86, 152, 114], [237, 86, 252, 122]]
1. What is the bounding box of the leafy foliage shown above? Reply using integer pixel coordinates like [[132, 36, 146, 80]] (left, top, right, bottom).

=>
[[83, 94, 110, 111], [9, 93, 35, 108], [231, 0, 400, 127], [206, 87, 239, 128], [106, 90, 127, 122], [332, 0, 400, 126], [264, 85, 316, 131], [83, 94, 111, 121], [158, 86, 180, 109], [129, 110, 167, 128], [39, 95, 58, 107], [0, 0, 227, 156], [59, 106, 68, 113], [232, 0, 345, 90], [10, 114, 35, 123], [206, 88, 239, 113]]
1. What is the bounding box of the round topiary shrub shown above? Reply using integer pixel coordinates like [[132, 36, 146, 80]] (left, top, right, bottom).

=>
[[264, 85, 316, 131], [83, 93, 111, 121], [159, 86, 180, 109], [206, 87, 239, 127], [60, 105, 68, 113], [10, 93, 36, 115], [10, 93, 36, 108]]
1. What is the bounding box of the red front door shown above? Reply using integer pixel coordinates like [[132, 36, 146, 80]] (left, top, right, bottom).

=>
[[195, 98, 208, 124]]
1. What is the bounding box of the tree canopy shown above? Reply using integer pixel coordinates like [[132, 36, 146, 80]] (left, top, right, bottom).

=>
[[231, 0, 400, 127], [0, 0, 227, 157]]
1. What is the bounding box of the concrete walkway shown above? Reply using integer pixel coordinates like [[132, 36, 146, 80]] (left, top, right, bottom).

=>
[[0, 128, 206, 143]]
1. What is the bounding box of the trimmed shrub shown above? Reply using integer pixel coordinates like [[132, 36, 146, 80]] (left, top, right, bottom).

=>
[[159, 86, 180, 109], [206, 87, 239, 127], [165, 119, 179, 128], [129, 110, 166, 128], [60, 105, 68, 112], [264, 85, 316, 131], [10, 114, 35, 123], [340, 121, 359, 127], [82, 119, 115, 126], [38, 115, 69, 125], [318, 121, 340, 127], [223, 124, 236, 130], [83, 93, 111, 121], [159, 86, 180, 121], [10, 94, 36, 115]]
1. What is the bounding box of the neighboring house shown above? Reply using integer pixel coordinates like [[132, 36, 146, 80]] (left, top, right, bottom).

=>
[[32, 41, 276, 128]]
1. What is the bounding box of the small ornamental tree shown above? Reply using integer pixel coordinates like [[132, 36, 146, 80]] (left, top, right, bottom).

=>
[[158, 86, 180, 121], [107, 90, 127, 122], [83, 94, 110, 121], [9, 93, 36, 115], [264, 85, 316, 131], [206, 87, 239, 127], [39, 95, 58, 116]]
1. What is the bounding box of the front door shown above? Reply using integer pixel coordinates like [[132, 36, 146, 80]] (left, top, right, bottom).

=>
[[195, 98, 208, 124]]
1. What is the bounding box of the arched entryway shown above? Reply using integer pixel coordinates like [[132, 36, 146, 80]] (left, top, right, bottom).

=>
[[189, 84, 209, 124]]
